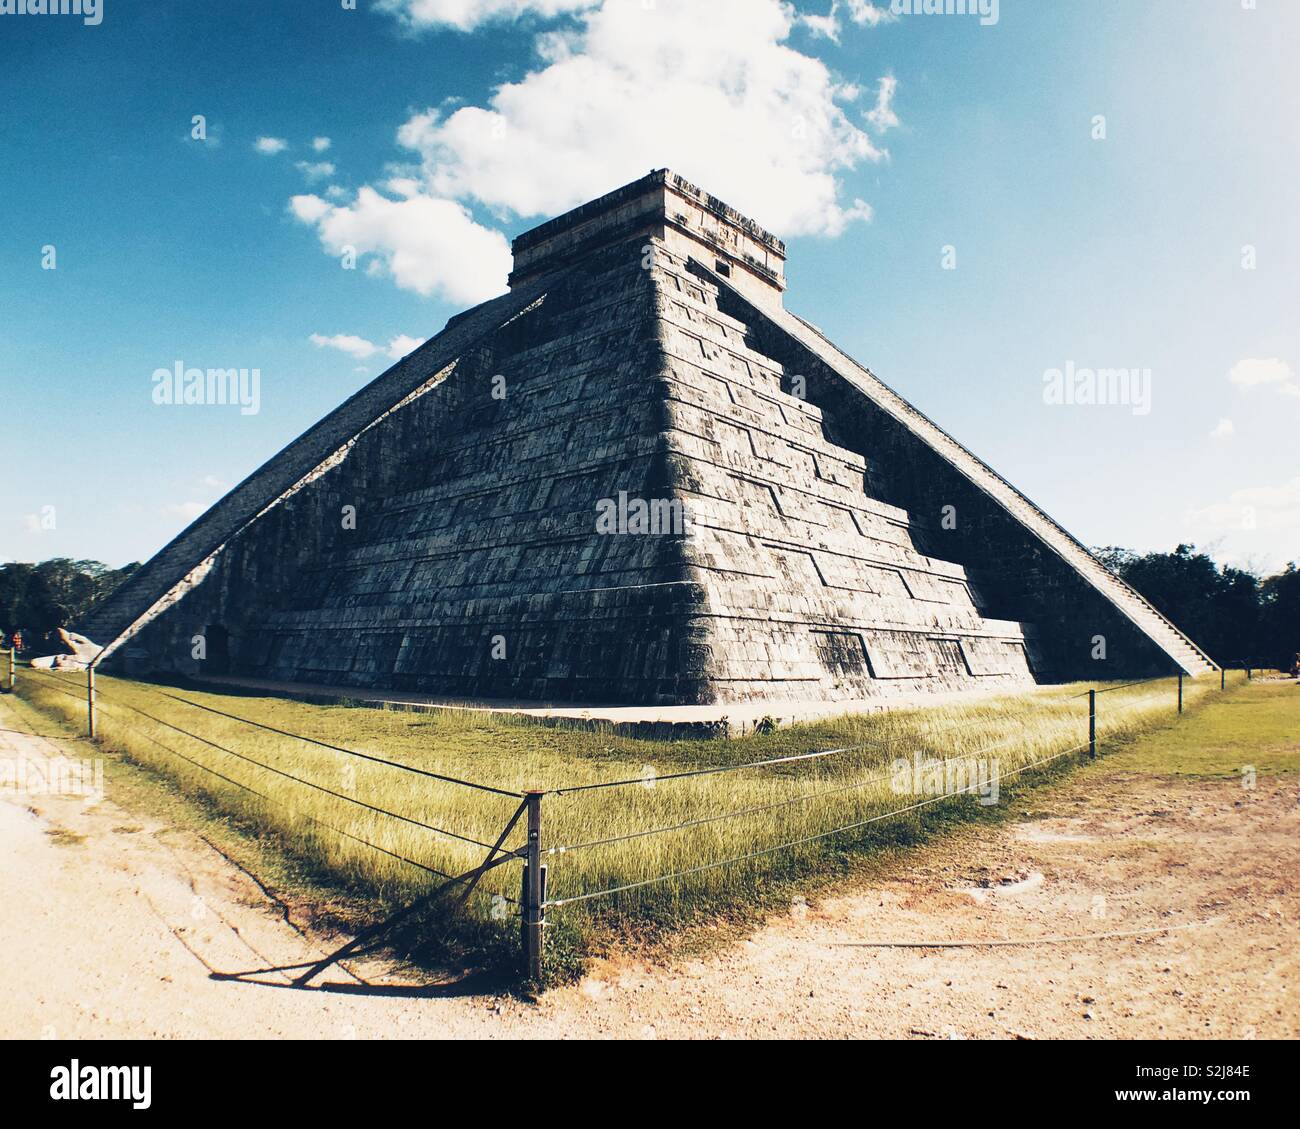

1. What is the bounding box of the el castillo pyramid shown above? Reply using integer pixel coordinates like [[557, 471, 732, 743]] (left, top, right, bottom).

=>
[[81, 170, 1216, 705]]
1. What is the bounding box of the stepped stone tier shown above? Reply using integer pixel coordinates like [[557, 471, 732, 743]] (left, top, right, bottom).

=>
[[81, 170, 1216, 705]]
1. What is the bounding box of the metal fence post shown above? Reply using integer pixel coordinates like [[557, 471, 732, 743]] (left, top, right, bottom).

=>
[[86, 665, 96, 739], [522, 790, 546, 981], [1088, 689, 1097, 759], [1177, 673, 1184, 715], [1247, 667, 1252, 681], [1221, 667, 1226, 691], [4, 647, 13, 693]]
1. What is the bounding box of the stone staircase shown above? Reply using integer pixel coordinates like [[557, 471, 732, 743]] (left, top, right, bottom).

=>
[[699, 267, 1218, 680]]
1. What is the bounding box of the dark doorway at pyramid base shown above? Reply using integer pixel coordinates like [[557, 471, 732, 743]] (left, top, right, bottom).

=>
[[200, 624, 231, 676]]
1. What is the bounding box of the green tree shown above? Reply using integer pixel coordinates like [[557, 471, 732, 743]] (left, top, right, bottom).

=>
[[1261, 564, 1300, 669], [1093, 543, 1300, 669], [0, 558, 139, 637]]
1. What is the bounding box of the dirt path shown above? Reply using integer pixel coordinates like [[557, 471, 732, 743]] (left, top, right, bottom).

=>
[[1, 696, 1295, 1039]]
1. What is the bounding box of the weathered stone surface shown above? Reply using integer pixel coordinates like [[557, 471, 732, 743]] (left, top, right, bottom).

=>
[[82, 170, 1215, 704], [30, 629, 98, 671]]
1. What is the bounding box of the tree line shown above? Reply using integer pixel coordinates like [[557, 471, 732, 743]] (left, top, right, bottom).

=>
[[0, 558, 139, 641], [1093, 544, 1298, 669]]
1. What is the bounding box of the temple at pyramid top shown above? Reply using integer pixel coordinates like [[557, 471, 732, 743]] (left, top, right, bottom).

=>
[[80, 168, 1216, 706], [509, 169, 787, 307]]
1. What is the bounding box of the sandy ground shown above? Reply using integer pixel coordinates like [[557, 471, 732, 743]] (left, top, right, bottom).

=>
[[1, 698, 1295, 1040]]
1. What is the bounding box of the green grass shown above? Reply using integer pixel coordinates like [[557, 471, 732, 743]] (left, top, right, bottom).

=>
[[1098, 678, 1300, 778], [13, 666, 1259, 980]]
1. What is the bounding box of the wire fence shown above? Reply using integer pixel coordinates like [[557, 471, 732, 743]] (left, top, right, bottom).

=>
[[8, 660, 1244, 979], [546, 741, 1092, 908], [142, 684, 522, 799], [13, 668, 528, 937], [525, 671, 1238, 976], [92, 690, 463, 884]]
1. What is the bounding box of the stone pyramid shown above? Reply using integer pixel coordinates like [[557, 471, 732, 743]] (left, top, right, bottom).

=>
[[82, 170, 1216, 705]]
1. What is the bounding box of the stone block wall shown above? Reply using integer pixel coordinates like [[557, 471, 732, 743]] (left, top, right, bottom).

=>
[[131, 233, 1050, 704]]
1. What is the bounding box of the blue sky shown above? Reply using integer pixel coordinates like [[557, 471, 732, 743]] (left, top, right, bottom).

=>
[[2, 0, 1297, 573]]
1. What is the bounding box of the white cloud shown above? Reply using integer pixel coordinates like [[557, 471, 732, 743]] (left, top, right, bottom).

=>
[[290, 0, 897, 305], [296, 160, 337, 183], [290, 195, 330, 224], [378, 0, 599, 32], [254, 136, 288, 155], [311, 332, 431, 362], [312, 136, 332, 152], [1228, 356, 1298, 397], [799, 4, 841, 42], [1210, 418, 1235, 440], [799, 0, 896, 41], [291, 187, 511, 304], [384, 176, 424, 199], [387, 334, 428, 359], [865, 74, 899, 133], [164, 501, 206, 522], [310, 333, 381, 360], [395, 0, 892, 237], [1228, 356, 1290, 385], [845, 0, 896, 26], [201, 475, 228, 490], [1187, 476, 1300, 534]]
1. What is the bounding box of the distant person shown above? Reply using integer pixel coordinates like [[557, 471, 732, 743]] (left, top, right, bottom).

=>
[[1291, 652, 1300, 680]]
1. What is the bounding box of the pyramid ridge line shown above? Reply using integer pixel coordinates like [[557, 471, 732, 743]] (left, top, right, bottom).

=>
[[79, 273, 565, 655]]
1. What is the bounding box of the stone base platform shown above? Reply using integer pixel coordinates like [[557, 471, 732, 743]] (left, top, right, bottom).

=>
[[187, 674, 1066, 740]]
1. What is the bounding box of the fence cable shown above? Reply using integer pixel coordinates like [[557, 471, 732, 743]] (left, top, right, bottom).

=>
[[87, 695, 454, 880], [547, 733, 1056, 855], [0, 726, 87, 741], [142, 684, 524, 798], [548, 743, 875, 797], [548, 687, 1131, 797], [546, 741, 1090, 908], [553, 702, 1164, 853], [1095, 686, 1186, 720], [71, 694, 520, 906], [549, 762, 897, 854], [87, 685, 502, 852], [23, 671, 523, 901], [23, 668, 523, 799], [24, 674, 88, 705], [21, 667, 1221, 919], [1092, 677, 1170, 697]]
